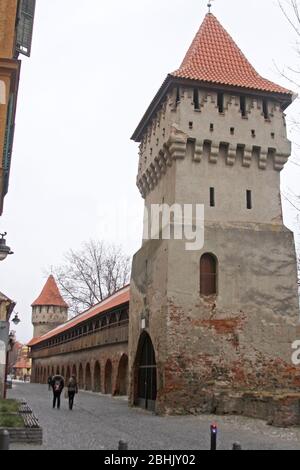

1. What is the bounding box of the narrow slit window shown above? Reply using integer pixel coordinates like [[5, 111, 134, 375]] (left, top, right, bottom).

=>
[[189, 122, 193, 130], [176, 87, 180, 105], [263, 100, 269, 120], [217, 93, 224, 113], [240, 96, 247, 117], [193, 88, 200, 110], [251, 130, 256, 138], [246, 190, 252, 210], [210, 123, 214, 132], [210, 188, 215, 207], [230, 127, 235, 135]]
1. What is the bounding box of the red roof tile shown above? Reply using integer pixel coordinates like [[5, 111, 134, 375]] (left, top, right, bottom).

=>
[[14, 359, 31, 369], [31, 275, 68, 308], [171, 13, 292, 95], [28, 285, 130, 347]]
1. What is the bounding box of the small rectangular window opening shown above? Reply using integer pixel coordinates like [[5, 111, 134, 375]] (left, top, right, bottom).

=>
[[217, 93, 224, 113], [263, 100, 269, 120], [230, 127, 235, 135], [193, 88, 200, 110], [189, 122, 193, 130], [251, 130, 256, 138], [210, 123, 214, 132], [271, 132, 275, 139], [240, 96, 247, 117], [210, 188, 215, 207], [246, 190, 252, 210]]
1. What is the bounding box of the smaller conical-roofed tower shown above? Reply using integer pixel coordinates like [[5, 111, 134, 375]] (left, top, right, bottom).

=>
[[31, 275, 68, 338]]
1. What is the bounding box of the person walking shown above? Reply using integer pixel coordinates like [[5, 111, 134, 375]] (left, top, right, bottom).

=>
[[51, 375, 64, 409], [67, 375, 78, 410]]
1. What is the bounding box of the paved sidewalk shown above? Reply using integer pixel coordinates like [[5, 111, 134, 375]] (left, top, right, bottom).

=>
[[7, 382, 300, 450]]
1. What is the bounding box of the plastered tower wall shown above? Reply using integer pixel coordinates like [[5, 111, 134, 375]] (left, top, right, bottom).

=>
[[32, 305, 68, 339], [129, 15, 300, 423]]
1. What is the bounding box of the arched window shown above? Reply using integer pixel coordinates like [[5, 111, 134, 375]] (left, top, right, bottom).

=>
[[200, 253, 217, 296]]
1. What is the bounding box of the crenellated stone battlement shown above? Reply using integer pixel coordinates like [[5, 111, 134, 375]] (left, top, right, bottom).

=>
[[137, 86, 291, 198]]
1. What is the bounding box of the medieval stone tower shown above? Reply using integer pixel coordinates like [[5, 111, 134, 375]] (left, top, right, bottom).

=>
[[32, 275, 68, 338], [129, 12, 300, 421]]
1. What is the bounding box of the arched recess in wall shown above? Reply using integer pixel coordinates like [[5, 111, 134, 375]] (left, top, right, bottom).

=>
[[133, 332, 157, 412], [115, 354, 129, 396], [85, 363, 92, 391], [66, 366, 71, 383], [78, 364, 84, 389], [61, 366, 65, 379], [200, 253, 218, 296], [104, 360, 113, 394], [93, 361, 101, 393], [71, 364, 77, 378]]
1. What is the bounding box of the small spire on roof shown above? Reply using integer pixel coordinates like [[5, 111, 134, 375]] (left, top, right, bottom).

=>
[[207, 1, 213, 14]]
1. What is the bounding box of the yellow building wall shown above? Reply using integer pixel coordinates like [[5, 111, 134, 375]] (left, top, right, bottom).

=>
[[0, 0, 18, 59], [0, 0, 19, 214]]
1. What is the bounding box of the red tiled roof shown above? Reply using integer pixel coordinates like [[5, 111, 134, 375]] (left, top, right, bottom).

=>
[[14, 359, 31, 369], [31, 275, 68, 308], [171, 13, 291, 95], [28, 285, 130, 347]]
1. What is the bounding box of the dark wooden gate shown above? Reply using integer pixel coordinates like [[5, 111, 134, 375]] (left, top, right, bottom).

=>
[[200, 253, 217, 296], [137, 334, 157, 411]]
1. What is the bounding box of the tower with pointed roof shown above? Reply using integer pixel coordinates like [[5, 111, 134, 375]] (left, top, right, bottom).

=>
[[31, 275, 68, 338], [129, 12, 300, 417]]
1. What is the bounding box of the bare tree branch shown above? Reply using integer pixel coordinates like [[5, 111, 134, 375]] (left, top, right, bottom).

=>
[[53, 241, 131, 317]]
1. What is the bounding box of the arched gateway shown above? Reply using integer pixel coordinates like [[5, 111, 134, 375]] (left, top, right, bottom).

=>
[[134, 333, 157, 411]]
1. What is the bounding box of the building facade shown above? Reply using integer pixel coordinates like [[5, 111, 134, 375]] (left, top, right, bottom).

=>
[[0, 292, 15, 397], [0, 0, 36, 214], [0, 0, 36, 398], [129, 13, 300, 425]]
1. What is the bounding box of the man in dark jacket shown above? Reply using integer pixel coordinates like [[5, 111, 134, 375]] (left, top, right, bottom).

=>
[[51, 375, 64, 409]]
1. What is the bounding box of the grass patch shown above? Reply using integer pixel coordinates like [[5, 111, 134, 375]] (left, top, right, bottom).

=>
[[0, 414, 24, 428], [0, 399, 19, 413], [0, 400, 24, 428]]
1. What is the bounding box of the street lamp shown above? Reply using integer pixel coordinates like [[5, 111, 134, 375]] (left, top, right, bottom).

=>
[[0, 233, 13, 261], [11, 313, 20, 326]]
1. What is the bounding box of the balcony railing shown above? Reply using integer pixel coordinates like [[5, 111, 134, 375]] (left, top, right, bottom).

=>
[[30, 321, 129, 359]]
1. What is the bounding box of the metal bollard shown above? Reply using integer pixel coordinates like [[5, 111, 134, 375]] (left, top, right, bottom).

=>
[[118, 440, 128, 450], [232, 442, 242, 450], [210, 423, 217, 451], [0, 430, 10, 450]]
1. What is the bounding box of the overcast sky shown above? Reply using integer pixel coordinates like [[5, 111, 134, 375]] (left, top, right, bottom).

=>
[[1, 0, 299, 343]]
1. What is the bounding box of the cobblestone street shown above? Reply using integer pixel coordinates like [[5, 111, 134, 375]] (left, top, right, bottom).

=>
[[7, 382, 300, 450]]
